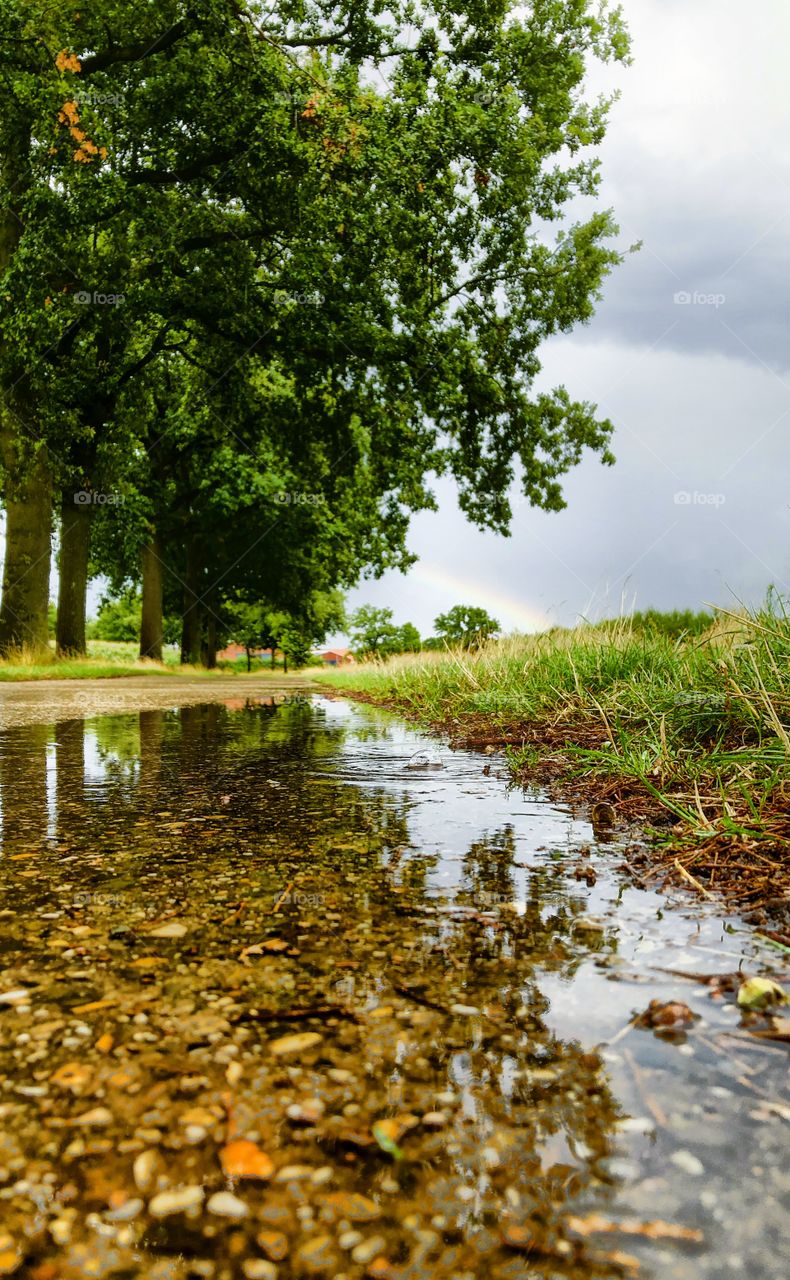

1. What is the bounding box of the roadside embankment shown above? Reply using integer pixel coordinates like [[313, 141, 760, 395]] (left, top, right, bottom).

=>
[[319, 607, 790, 937]]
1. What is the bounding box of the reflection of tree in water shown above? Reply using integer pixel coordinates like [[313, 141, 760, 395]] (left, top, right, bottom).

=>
[[0, 702, 624, 1276]]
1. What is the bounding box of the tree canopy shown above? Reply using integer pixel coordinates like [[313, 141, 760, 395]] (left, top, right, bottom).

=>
[[0, 0, 630, 659]]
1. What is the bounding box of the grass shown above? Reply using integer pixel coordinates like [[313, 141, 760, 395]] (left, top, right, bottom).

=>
[[0, 640, 307, 681], [319, 601, 790, 924]]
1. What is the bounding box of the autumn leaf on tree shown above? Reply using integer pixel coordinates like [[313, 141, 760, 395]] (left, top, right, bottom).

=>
[[56, 50, 81, 73]]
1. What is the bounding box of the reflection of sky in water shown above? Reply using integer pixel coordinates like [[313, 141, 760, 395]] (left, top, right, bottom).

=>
[[0, 692, 786, 1278]]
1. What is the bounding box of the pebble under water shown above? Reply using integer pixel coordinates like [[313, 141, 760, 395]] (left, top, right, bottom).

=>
[[0, 690, 787, 1279]]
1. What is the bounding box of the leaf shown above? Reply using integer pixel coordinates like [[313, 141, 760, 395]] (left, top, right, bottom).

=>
[[220, 1139, 274, 1181], [567, 1214, 703, 1243], [371, 1119, 404, 1160], [737, 977, 789, 1010]]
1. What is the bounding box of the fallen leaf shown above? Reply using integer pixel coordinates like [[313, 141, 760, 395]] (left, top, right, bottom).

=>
[[50, 1062, 93, 1095], [737, 976, 789, 1010], [372, 1120, 404, 1160], [321, 1191, 381, 1222], [567, 1214, 703, 1243], [220, 1139, 274, 1180], [635, 999, 695, 1028], [71, 998, 116, 1014]]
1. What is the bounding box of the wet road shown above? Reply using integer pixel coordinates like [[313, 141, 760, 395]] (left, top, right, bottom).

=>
[[0, 691, 787, 1279]]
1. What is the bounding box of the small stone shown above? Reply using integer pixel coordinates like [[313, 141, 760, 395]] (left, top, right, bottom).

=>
[[286, 1098, 325, 1124], [421, 1111, 446, 1128], [226, 1061, 243, 1086], [311, 1166, 333, 1186], [327, 1068, 354, 1084], [366, 1260, 392, 1280], [617, 1116, 655, 1135], [105, 1198, 144, 1222], [670, 1150, 705, 1177], [73, 1106, 113, 1127], [351, 1237, 386, 1266], [269, 1032, 323, 1058], [243, 1263, 278, 1280], [133, 1150, 158, 1192], [297, 1234, 336, 1272], [256, 1229, 289, 1261], [150, 921, 188, 938], [207, 1191, 249, 1219], [449, 1004, 479, 1017], [274, 1165, 315, 1182], [184, 1124, 207, 1144], [50, 1217, 73, 1245], [179, 1074, 210, 1094], [149, 1185, 204, 1218], [339, 1231, 363, 1250]]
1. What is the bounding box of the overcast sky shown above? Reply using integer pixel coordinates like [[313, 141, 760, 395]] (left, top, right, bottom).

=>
[[341, 0, 790, 637]]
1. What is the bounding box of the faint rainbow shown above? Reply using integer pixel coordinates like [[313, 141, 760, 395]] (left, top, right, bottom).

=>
[[410, 564, 552, 634]]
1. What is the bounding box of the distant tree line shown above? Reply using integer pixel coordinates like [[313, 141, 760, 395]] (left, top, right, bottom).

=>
[[350, 604, 500, 658]]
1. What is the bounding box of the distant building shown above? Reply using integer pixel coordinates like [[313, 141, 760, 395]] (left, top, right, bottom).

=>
[[216, 644, 274, 662], [318, 647, 355, 666]]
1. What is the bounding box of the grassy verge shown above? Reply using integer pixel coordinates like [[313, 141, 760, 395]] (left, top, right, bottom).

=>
[[0, 641, 311, 681], [319, 604, 790, 931]]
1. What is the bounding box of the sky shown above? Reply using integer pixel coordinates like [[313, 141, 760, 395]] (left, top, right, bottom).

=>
[[340, 0, 790, 638]]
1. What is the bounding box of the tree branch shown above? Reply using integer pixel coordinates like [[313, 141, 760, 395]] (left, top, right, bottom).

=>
[[79, 19, 192, 76]]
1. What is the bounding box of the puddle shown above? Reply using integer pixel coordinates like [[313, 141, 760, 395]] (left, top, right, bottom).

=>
[[0, 693, 787, 1279]]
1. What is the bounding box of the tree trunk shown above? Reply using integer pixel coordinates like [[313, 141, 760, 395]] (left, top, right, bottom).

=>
[[245, 644, 251, 672], [205, 609, 217, 668], [140, 533, 164, 661], [180, 537, 203, 664], [0, 441, 53, 656], [55, 494, 91, 656]]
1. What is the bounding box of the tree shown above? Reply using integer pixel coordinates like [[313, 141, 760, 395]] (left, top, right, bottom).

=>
[[349, 606, 399, 658], [1, 1, 630, 657], [88, 589, 142, 643], [349, 607, 422, 658], [395, 623, 422, 654], [434, 605, 500, 649]]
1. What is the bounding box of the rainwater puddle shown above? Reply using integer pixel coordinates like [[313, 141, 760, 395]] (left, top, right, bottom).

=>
[[0, 691, 787, 1279]]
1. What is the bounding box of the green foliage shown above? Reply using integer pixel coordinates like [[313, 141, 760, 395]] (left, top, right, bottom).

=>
[[1, 0, 631, 659], [597, 609, 714, 640], [322, 600, 790, 850], [349, 606, 421, 658], [88, 589, 142, 642], [433, 605, 500, 648]]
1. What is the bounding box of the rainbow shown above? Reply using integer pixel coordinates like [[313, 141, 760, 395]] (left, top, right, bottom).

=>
[[410, 564, 552, 634]]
